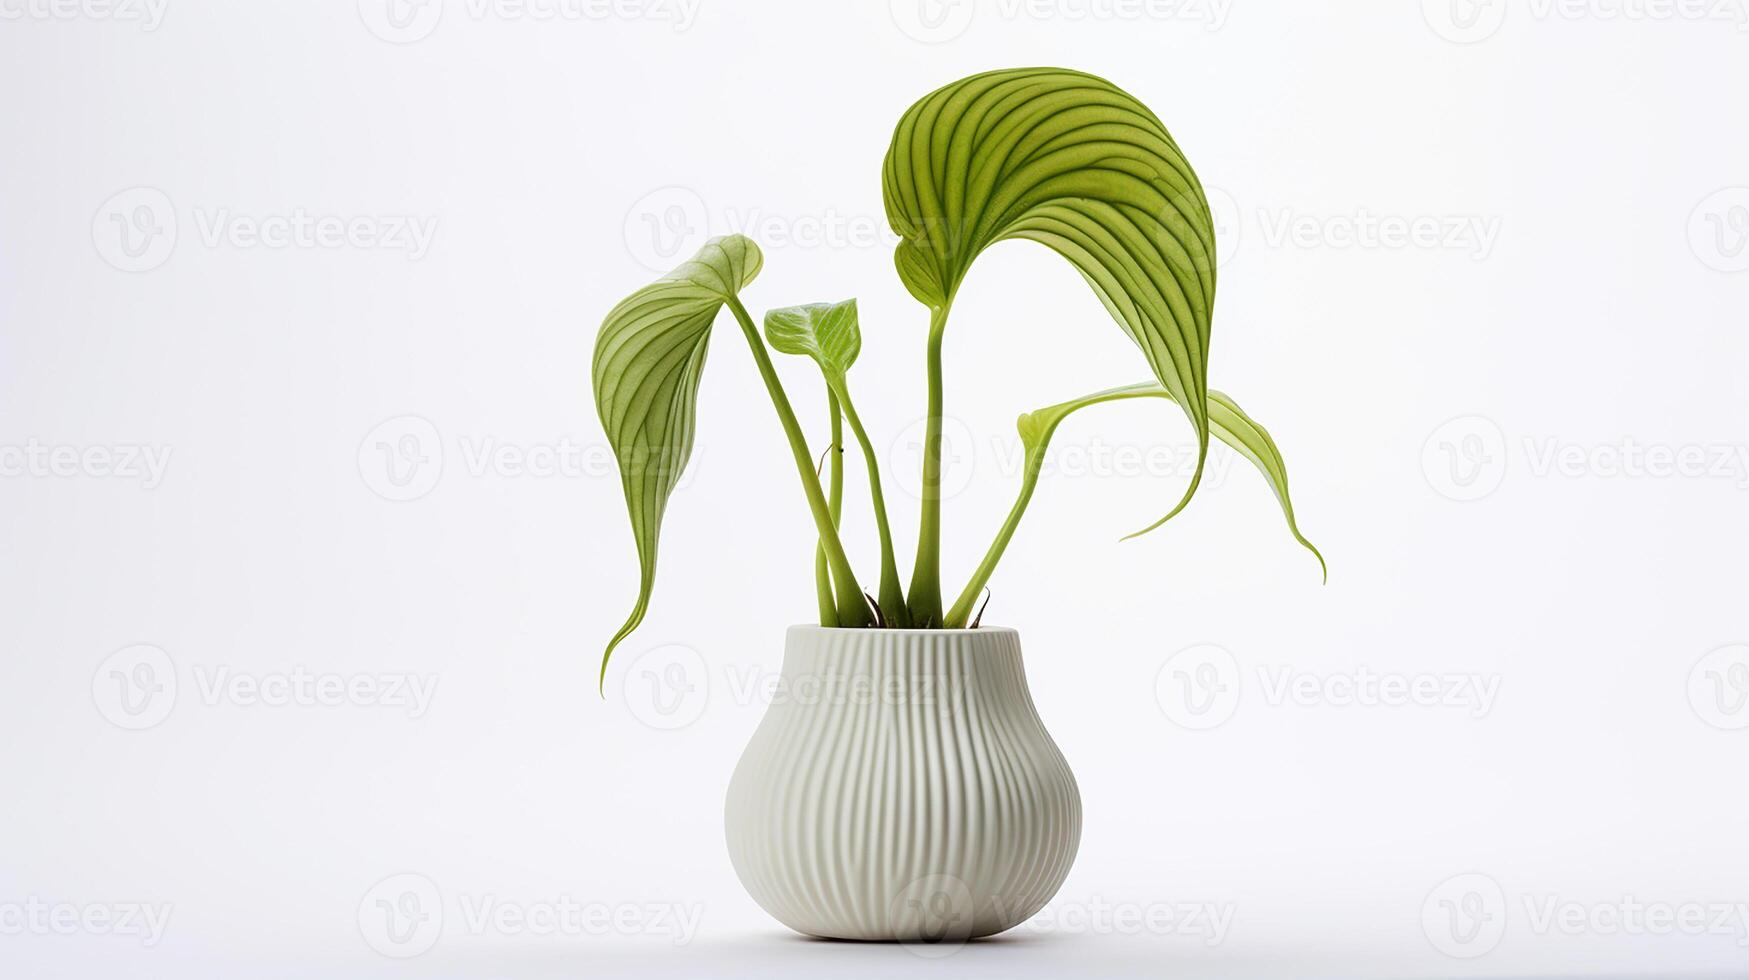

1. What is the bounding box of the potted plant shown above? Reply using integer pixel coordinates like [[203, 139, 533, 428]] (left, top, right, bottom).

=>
[[593, 67, 1323, 944]]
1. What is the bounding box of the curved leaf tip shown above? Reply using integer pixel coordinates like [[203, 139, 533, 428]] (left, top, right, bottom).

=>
[[1022, 382, 1323, 579]]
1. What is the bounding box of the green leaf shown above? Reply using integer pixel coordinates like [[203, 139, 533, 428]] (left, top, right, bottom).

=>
[[882, 67, 1219, 529], [1020, 383, 1325, 578], [946, 379, 1321, 627], [763, 299, 862, 381], [592, 235, 762, 687], [762, 298, 910, 626]]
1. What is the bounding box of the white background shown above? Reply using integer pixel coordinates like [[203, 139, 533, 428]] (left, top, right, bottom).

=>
[[3, 0, 1747, 977]]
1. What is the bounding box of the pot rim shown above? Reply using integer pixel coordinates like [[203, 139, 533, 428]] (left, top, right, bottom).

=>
[[785, 624, 1017, 635]]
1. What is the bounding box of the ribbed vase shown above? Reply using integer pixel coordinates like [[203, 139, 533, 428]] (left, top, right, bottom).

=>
[[724, 626, 1081, 942]]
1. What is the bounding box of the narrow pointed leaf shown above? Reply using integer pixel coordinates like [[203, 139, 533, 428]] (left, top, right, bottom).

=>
[[763, 299, 861, 380], [883, 67, 1219, 524], [1019, 382, 1324, 577], [592, 235, 763, 686]]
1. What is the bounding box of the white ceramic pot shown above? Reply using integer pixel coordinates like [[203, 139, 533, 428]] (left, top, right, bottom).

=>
[[724, 626, 1081, 943]]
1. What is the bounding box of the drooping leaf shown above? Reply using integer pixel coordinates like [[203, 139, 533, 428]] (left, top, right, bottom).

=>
[[763, 299, 861, 381], [882, 68, 1219, 529], [1018, 383, 1325, 577], [592, 235, 762, 686]]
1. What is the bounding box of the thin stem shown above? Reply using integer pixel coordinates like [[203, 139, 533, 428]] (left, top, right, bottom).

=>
[[945, 448, 1044, 628], [727, 297, 872, 626], [813, 393, 844, 626], [905, 306, 949, 626], [832, 380, 909, 627]]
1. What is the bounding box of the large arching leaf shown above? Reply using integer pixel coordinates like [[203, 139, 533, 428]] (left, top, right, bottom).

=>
[[592, 235, 762, 684], [882, 67, 1219, 529]]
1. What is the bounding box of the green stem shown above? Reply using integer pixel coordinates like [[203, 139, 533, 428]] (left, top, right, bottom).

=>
[[905, 306, 949, 626], [727, 297, 872, 626], [831, 380, 909, 627], [813, 393, 844, 626], [945, 447, 1044, 628]]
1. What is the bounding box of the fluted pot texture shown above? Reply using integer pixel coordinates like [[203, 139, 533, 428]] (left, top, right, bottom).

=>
[[724, 626, 1081, 942]]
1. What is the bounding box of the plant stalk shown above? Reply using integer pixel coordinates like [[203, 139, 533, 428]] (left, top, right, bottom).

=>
[[831, 381, 909, 627], [905, 306, 950, 626], [944, 447, 1045, 628], [727, 297, 872, 626], [813, 393, 844, 626]]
